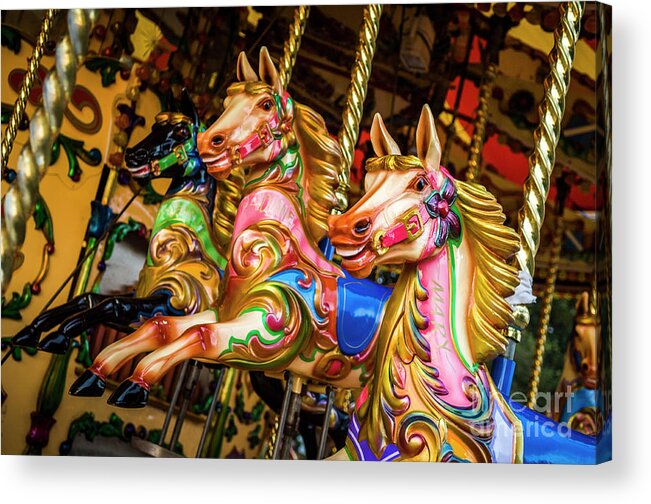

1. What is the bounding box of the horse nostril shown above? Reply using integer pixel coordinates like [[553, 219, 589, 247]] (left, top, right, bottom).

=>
[[353, 218, 371, 236], [581, 362, 589, 373], [212, 135, 224, 147]]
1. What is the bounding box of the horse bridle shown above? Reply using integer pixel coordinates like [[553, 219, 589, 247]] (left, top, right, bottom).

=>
[[372, 176, 458, 256], [207, 91, 294, 176]]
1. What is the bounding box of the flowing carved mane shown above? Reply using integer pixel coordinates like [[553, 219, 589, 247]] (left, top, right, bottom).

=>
[[455, 180, 520, 361], [213, 167, 245, 259]]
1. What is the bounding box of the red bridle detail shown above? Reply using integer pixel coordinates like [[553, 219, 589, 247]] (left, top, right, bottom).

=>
[[372, 170, 454, 255]]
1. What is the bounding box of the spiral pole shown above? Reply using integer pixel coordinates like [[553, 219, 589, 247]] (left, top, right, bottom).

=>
[[515, 2, 584, 279], [336, 4, 383, 211], [1, 10, 58, 172], [1, 9, 98, 293], [466, 62, 497, 182], [277, 6, 310, 91], [526, 218, 564, 408]]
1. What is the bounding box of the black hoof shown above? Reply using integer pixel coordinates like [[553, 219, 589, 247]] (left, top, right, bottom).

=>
[[37, 332, 70, 354], [107, 380, 149, 408], [12, 326, 40, 348], [69, 370, 106, 397]]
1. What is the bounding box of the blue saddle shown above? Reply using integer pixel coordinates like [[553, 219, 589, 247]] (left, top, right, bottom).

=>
[[267, 268, 391, 356], [336, 270, 392, 355]]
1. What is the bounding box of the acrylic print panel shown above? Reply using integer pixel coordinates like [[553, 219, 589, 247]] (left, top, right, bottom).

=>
[[1, 2, 611, 464]]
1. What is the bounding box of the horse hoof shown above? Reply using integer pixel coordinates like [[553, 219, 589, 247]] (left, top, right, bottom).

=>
[[37, 332, 69, 354], [12, 326, 40, 348], [69, 370, 106, 397], [107, 380, 149, 408]]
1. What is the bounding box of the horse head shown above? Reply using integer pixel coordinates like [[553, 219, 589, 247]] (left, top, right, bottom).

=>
[[125, 89, 202, 179], [328, 105, 456, 278], [571, 291, 601, 389], [197, 47, 296, 180]]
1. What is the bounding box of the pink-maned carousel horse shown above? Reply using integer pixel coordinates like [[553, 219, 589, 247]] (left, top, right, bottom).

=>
[[73, 48, 392, 407], [328, 106, 524, 462], [550, 291, 604, 436]]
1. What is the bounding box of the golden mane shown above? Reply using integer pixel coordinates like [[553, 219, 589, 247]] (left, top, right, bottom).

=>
[[293, 103, 344, 242], [455, 180, 520, 361], [213, 167, 245, 260]]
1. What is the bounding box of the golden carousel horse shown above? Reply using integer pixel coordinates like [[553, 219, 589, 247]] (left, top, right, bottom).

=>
[[550, 291, 604, 436], [328, 106, 524, 462]]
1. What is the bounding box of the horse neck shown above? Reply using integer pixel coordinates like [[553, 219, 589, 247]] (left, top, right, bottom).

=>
[[163, 166, 217, 220], [558, 338, 581, 390], [244, 144, 304, 208], [147, 166, 223, 269], [413, 237, 482, 407]]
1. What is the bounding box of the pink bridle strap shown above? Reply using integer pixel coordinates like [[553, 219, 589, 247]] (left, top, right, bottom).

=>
[[372, 203, 431, 255], [232, 114, 282, 163], [207, 91, 293, 174]]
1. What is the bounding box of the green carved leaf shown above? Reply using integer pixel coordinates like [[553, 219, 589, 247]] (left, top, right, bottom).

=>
[[1, 283, 32, 320], [84, 57, 123, 87]]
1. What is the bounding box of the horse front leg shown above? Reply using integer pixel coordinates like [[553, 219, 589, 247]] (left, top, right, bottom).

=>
[[69, 310, 217, 398], [12, 292, 112, 348], [108, 308, 303, 408], [37, 294, 169, 354]]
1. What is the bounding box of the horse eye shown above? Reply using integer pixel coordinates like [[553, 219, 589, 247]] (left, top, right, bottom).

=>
[[415, 177, 428, 192], [173, 125, 189, 140], [261, 99, 273, 111]]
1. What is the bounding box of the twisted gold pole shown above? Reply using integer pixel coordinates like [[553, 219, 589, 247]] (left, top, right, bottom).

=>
[[336, 4, 383, 212], [1, 9, 98, 294], [278, 6, 310, 90], [527, 218, 564, 408], [265, 415, 280, 460], [1, 10, 58, 171], [466, 62, 497, 183], [515, 2, 584, 279]]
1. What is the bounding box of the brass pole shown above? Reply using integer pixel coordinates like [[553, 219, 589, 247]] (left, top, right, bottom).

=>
[[336, 4, 383, 212], [264, 7, 310, 458], [515, 2, 584, 279], [277, 6, 310, 90], [1, 9, 98, 293], [526, 218, 564, 408], [1, 9, 58, 170], [466, 62, 497, 182]]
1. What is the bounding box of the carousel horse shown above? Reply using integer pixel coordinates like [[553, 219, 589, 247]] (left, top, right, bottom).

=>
[[328, 106, 524, 462], [550, 291, 604, 435], [328, 107, 610, 464], [82, 47, 392, 408], [12, 91, 235, 395]]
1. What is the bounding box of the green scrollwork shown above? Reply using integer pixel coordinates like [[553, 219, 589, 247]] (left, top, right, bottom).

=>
[[51, 133, 102, 181], [1, 283, 32, 320], [84, 56, 124, 87]]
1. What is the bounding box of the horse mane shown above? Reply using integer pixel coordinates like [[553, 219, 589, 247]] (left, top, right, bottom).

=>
[[213, 167, 245, 260], [293, 103, 344, 242], [455, 180, 521, 361]]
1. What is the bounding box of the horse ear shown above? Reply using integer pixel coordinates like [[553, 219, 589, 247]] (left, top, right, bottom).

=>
[[259, 46, 282, 94], [576, 292, 590, 317], [166, 90, 178, 112], [237, 51, 258, 82], [180, 88, 199, 126], [370, 113, 401, 156], [416, 104, 442, 172]]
